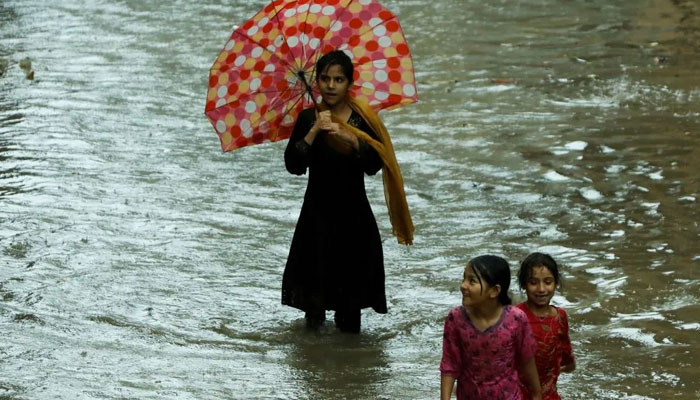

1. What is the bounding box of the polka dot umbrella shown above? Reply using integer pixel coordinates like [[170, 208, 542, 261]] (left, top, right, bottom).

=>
[[205, 0, 418, 151]]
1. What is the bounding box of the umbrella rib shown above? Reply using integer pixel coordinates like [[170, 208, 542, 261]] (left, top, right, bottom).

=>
[[228, 36, 304, 94], [268, 86, 306, 112], [299, 5, 314, 74], [232, 29, 296, 76], [224, 3, 304, 80], [329, 1, 353, 51], [262, 90, 304, 113], [301, 43, 327, 84], [279, 92, 306, 121], [253, 87, 303, 96], [267, 1, 303, 73], [306, 0, 355, 73], [219, 85, 303, 115], [295, 2, 348, 74], [352, 8, 400, 43]]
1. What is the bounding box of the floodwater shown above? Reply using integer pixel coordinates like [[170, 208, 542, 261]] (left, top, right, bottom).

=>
[[1, 0, 699, 398]]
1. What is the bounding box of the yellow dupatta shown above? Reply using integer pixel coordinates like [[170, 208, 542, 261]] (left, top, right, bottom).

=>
[[320, 97, 415, 245]]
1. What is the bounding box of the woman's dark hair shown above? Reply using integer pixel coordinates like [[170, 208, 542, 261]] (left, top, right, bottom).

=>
[[315, 50, 354, 84], [517, 252, 560, 289], [468, 255, 512, 306]]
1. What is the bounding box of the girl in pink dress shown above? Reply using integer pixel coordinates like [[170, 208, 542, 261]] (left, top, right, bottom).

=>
[[516, 253, 575, 400], [440, 255, 543, 400]]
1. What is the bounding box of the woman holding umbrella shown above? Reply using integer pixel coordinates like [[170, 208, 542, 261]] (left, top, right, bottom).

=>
[[282, 50, 413, 333]]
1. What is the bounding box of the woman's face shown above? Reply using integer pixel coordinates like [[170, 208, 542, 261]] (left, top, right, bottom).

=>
[[318, 64, 351, 108]]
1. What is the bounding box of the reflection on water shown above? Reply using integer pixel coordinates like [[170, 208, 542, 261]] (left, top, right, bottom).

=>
[[1, 0, 699, 398], [287, 327, 390, 399]]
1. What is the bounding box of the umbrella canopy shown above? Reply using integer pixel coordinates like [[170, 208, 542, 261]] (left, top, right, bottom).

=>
[[205, 0, 417, 151]]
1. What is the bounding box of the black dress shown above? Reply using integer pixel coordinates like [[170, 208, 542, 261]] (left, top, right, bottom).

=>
[[282, 107, 387, 314]]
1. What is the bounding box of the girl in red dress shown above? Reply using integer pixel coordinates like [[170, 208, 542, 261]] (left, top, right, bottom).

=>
[[516, 253, 575, 400]]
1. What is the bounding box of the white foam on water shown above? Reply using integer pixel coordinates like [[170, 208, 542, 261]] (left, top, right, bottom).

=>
[[609, 327, 671, 347], [545, 97, 619, 108], [538, 225, 566, 240], [648, 171, 663, 180], [586, 266, 616, 275], [534, 245, 587, 260], [565, 141, 588, 151], [507, 192, 544, 204], [673, 278, 693, 283], [611, 312, 665, 322], [550, 293, 574, 307], [543, 170, 570, 181], [627, 219, 644, 228], [651, 372, 680, 386], [641, 202, 660, 214], [580, 187, 603, 201], [651, 295, 700, 312], [394, 150, 431, 164], [391, 123, 434, 134], [574, 303, 606, 317], [478, 84, 517, 93], [592, 275, 626, 291], [605, 164, 626, 174], [604, 230, 625, 238]]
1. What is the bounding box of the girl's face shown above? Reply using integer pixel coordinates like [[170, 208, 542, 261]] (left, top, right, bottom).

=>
[[460, 264, 497, 308], [318, 64, 350, 108], [525, 265, 556, 308]]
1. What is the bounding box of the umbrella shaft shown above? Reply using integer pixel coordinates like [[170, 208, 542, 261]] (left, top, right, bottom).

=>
[[297, 70, 318, 108]]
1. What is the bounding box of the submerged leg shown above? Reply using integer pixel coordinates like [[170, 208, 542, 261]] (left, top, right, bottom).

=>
[[304, 308, 325, 329], [334, 309, 361, 333]]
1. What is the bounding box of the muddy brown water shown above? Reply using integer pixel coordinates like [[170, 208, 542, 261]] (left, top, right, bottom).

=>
[[1, 0, 699, 399]]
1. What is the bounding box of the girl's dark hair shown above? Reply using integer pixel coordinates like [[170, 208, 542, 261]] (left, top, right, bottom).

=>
[[517, 252, 560, 289], [468, 255, 512, 306], [315, 50, 354, 84]]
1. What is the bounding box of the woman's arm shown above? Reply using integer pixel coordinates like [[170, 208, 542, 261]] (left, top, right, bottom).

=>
[[440, 375, 455, 400], [304, 110, 331, 145], [520, 358, 543, 400], [284, 109, 327, 175]]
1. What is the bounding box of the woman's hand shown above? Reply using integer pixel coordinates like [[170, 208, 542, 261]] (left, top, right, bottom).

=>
[[305, 110, 332, 145], [327, 122, 359, 150], [315, 110, 333, 131]]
